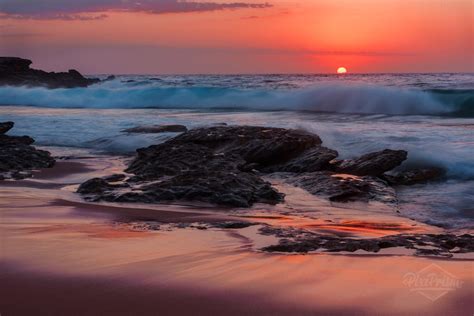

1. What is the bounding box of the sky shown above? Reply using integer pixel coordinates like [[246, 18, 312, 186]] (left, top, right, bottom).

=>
[[0, 0, 472, 74]]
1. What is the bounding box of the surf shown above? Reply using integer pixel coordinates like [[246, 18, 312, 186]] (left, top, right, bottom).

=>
[[0, 81, 472, 117]]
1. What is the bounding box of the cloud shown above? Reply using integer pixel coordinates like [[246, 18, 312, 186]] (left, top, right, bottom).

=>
[[0, 0, 272, 20]]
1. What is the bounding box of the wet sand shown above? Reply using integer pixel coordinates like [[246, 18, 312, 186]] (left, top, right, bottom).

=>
[[1, 155, 473, 315]]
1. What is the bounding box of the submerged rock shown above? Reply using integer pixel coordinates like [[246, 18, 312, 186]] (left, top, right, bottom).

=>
[[122, 124, 188, 134], [0, 57, 100, 88], [335, 149, 407, 176], [0, 122, 55, 179]]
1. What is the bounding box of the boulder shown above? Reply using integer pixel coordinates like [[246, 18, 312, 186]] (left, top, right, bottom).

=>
[[122, 124, 188, 134], [0, 57, 100, 89], [335, 149, 407, 176]]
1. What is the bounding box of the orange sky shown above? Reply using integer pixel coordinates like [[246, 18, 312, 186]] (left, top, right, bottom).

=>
[[0, 0, 472, 74]]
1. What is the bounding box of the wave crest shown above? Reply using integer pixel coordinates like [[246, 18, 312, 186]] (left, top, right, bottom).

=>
[[0, 83, 471, 117]]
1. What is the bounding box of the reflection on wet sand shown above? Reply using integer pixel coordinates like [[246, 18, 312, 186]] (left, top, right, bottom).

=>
[[1, 155, 472, 315]]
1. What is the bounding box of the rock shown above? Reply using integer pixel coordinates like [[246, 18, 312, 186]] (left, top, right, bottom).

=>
[[382, 168, 445, 185], [0, 121, 14, 134], [261, 229, 474, 257], [129, 170, 283, 207], [126, 126, 323, 178], [80, 126, 326, 207], [122, 124, 188, 134], [0, 122, 55, 179], [335, 149, 407, 176], [77, 126, 411, 208], [0, 134, 34, 146], [0, 57, 100, 89], [126, 143, 220, 179], [264, 146, 338, 173], [286, 171, 396, 204], [168, 126, 322, 167]]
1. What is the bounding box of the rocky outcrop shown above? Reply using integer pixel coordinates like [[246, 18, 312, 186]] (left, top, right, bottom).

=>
[[77, 125, 423, 208], [126, 126, 323, 177], [0, 57, 100, 89], [122, 124, 188, 134], [334, 149, 407, 176], [79, 126, 326, 207], [264, 146, 338, 173], [0, 122, 55, 179]]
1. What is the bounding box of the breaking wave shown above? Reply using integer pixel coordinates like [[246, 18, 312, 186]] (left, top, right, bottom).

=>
[[0, 83, 472, 117]]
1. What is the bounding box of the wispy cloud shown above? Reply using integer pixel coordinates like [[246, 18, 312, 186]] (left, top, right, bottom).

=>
[[0, 0, 272, 20]]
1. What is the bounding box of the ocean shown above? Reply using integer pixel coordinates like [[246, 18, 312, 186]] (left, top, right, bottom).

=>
[[0, 73, 473, 229]]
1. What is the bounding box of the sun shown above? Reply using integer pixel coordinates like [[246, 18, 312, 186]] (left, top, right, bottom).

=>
[[337, 67, 347, 74]]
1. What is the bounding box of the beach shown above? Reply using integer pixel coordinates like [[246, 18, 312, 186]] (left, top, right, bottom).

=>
[[1, 150, 473, 315]]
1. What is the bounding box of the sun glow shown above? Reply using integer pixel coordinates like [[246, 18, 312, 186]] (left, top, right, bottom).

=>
[[337, 67, 347, 74]]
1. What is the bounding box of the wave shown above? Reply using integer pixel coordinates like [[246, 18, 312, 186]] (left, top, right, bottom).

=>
[[0, 83, 472, 117]]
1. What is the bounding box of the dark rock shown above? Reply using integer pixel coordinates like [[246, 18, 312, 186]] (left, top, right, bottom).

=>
[[382, 167, 445, 185], [264, 146, 338, 173], [88, 170, 283, 207], [287, 171, 396, 204], [0, 122, 55, 179], [126, 143, 221, 179], [0, 57, 100, 89], [77, 126, 413, 208], [81, 126, 326, 207], [0, 121, 14, 134], [125, 126, 323, 178], [261, 230, 474, 257], [169, 126, 322, 167], [0, 134, 34, 146], [335, 149, 407, 176], [77, 178, 115, 194], [122, 124, 188, 134]]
